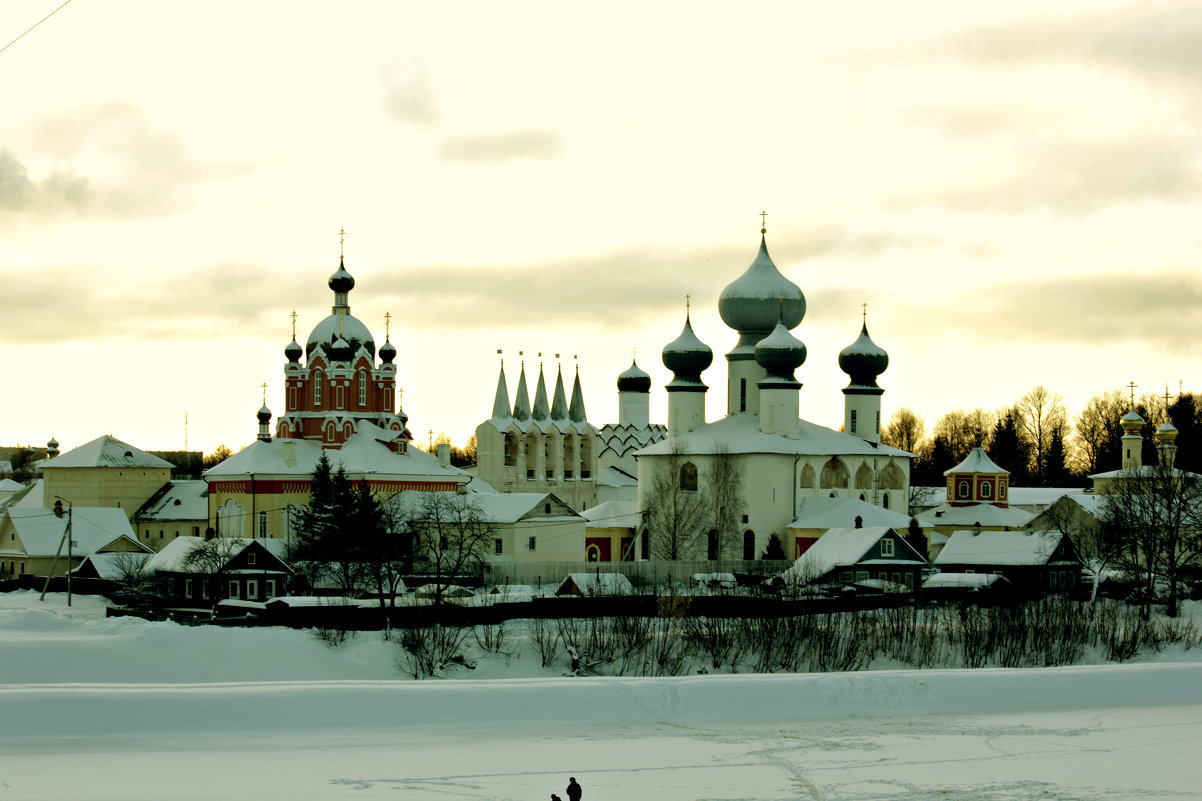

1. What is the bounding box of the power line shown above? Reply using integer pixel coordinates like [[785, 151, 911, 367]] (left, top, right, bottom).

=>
[[0, 0, 76, 57]]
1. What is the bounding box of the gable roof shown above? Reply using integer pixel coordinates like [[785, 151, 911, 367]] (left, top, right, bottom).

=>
[[636, 412, 913, 459], [580, 500, 640, 529], [785, 526, 924, 579], [71, 551, 152, 579], [2, 507, 146, 558], [557, 572, 634, 596], [789, 497, 914, 531], [143, 536, 289, 573], [41, 435, 174, 470], [134, 480, 209, 521], [917, 502, 1033, 528], [934, 529, 1070, 567]]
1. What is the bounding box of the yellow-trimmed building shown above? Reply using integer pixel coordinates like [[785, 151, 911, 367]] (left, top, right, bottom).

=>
[[40, 436, 174, 521], [0, 506, 150, 578]]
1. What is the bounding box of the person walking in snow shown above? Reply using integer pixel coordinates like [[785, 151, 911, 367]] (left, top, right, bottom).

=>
[[566, 777, 582, 801]]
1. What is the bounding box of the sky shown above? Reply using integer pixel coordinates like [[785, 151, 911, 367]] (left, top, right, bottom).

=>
[[1, 0, 1200, 456]]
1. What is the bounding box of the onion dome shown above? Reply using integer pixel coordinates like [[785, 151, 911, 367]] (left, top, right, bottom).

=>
[[257, 404, 272, 424], [328, 257, 355, 293], [285, 337, 303, 363], [1156, 422, 1179, 444], [379, 338, 396, 364], [754, 320, 807, 386], [1121, 409, 1145, 434], [46, 437, 59, 458], [617, 359, 651, 393], [306, 316, 375, 361], [663, 314, 712, 390], [718, 234, 805, 354], [838, 321, 889, 391]]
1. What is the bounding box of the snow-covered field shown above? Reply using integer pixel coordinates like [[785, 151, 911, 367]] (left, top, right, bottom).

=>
[[2, 591, 1201, 801]]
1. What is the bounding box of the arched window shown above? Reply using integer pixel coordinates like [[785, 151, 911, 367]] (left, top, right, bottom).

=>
[[707, 530, 718, 561], [882, 493, 890, 509], [742, 530, 756, 561], [679, 462, 698, 492], [324, 421, 336, 442], [957, 480, 970, 499], [820, 457, 849, 489], [855, 463, 874, 490], [358, 371, 367, 406], [504, 432, 519, 467], [880, 463, 905, 490], [799, 463, 815, 489], [586, 544, 600, 562]]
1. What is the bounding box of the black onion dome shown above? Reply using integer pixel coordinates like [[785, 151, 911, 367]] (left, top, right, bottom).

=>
[[617, 359, 651, 393], [285, 337, 303, 363], [663, 315, 713, 388], [754, 320, 807, 379], [718, 236, 805, 347], [838, 322, 889, 389], [328, 257, 355, 293], [379, 338, 396, 364], [257, 404, 272, 424]]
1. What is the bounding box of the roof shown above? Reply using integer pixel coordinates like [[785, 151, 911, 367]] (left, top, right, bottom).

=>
[[917, 502, 1033, 528], [558, 573, 634, 595], [0, 479, 25, 493], [41, 435, 174, 470], [71, 551, 151, 579], [389, 490, 581, 524], [934, 529, 1067, 567], [784, 526, 923, 579], [2, 507, 144, 558], [205, 422, 466, 482], [788, 497, 914, 531], [923, 572, 1007, 589], [0, 479, 41, 512], [636, 412, 912, 459], [1088, 465, 1202, 481], [144, 536, 288, 572], [945, 447, 1007, 477], [135, 480, 208, 521], [595, 465, 638, 489], [580, 500, 640, 529]]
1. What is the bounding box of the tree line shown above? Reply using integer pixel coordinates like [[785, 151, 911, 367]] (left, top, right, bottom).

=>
[[882, 387, 1200, 486]]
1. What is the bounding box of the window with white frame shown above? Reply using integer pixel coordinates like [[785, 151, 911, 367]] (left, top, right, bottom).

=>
[[265, 579, 276, 599], [228, 581, 240, 599], [247, 551, 257, 566], [184, 578, 193, 597], [246, 580, 258, 600], [358, 371, 367, 405], [258, 511, 268, 538], [880, 538, 894, 557]]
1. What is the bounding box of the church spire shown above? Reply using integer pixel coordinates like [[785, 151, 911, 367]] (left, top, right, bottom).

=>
[[512, 360, 531, 421], [491, 355, 511, 420], [550, 358, 569, 422], [569, 359, 587, 424], [532, 359, 551, 422]]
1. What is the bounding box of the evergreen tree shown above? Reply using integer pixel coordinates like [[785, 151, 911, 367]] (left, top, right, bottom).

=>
[[987, 410, 1031, 485], [1044, 428, 1072, 486], [760, 532, 786, 560]]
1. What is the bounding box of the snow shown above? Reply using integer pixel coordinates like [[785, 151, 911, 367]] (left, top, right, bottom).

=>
[[944, 446, 1008, 476], [637, 411, 912, 459], [789, 495, 914, 530], [134, 479, 208, 521], [918, 501, 1034, 528], [2, 590, 1201, 801], [3, 506, 142, 558], [936, 529, 1065, 566], [39, 434, 175, 469]]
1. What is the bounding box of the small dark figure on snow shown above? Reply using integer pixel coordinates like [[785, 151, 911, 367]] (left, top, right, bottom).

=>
[[551, 795, 563, 801], [566, 777, 582, 801]]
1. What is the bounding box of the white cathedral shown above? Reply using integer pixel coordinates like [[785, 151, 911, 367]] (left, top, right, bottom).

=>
[[634, 226, 913, 561], [470, 225, 914, 562]]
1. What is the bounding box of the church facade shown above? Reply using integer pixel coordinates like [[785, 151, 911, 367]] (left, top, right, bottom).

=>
[[636, 228, 913, 561]]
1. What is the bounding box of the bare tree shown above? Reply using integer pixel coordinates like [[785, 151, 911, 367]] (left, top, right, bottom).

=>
[[1100, 462, 1202, 618], [1016, 386, 1069, 482], [641, 438, 707, 560], [705, 441, 745, 561], [932, 408, 994, 466], [1074, 389, 1127, 474], [882, 408, 927, 456], [181, 538, 244, 611], [1039, 497, 1121, 602], [389, 491, 495, 609]]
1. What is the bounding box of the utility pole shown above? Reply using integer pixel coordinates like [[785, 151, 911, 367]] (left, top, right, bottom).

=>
[[40, 496, 73, 605]]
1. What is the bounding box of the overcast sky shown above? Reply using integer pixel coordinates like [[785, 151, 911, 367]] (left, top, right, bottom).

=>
[[1, 0, 1199, 455]]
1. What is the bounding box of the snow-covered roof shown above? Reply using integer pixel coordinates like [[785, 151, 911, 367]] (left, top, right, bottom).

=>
[[143, 536, 285, 573], [917, 503, 1033, 528], [391, 490, 579, 524], [41, 435, 174, 470], [0, 478, 25, 493], [784, 527, 923, 580], [923, 572, 1006, 589], [135, 480, 208, 521], [595, 465, 638, 489], [935, 529, 1066, 567], [1088, 465, 1202, 481], [788, 497, 914, 531], [3, 507, 144, 558], [636, 412, 912, 459], [944, 447, 1008, 477], [580, 500, 640, 529], [205, 423, 466, 483], [558, 572, 634, 596], [0, 479, 40, 512], [71, 551, 151, 579]]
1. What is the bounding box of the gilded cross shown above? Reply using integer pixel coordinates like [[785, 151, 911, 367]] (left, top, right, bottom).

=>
[[290, 310, 297, 338], [862, 302, 868, 324], [759, 210, 768, 233], [339, 228, 346, 258], [631, 346, 638, 361], [1127, 381, 1138, 406], [261, 383, 268, 404], [384, 311, 391, 339]]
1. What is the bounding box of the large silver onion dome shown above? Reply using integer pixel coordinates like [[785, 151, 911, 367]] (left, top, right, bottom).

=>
[[754, 320, 807, 381], [306, 314, 375, 361], [718, 235, 805, 348]]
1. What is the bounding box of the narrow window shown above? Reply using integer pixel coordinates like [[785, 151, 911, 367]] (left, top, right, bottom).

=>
[[258, 511, 268, 538], [739, 378, 747, 412], [228, 581, 239, 599], [247, 551, 257, 566], [185, 578, 193, 597], [358, 371, 367, 406], [494, 538, 503, 555], [742, 530, 755, 560], [314, 373, 323, 406], [265, 580, 276, 599], [875, 410, 881, 434], [679, 462, 698, 492], [246, 580, 258, 600], [850, 409, 857, 433], [528, 536, 537, 551]]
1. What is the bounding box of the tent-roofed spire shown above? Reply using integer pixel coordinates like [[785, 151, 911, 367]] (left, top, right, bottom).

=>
[[569, 360, 587, 423], [532, 360, 551, 422], [550, 360, 569, 422], [512, 360, 531, 421], [491, 357, 511, 420]]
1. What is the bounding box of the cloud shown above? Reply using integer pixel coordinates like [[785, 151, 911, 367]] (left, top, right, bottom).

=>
[[934, 272, 1202, 354], [1, 101, 240, 227], [381, 60, 441, 127], [0, 223, 947, 345], [888, 129, 1202, 215], [435, 131, 562, 164]]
